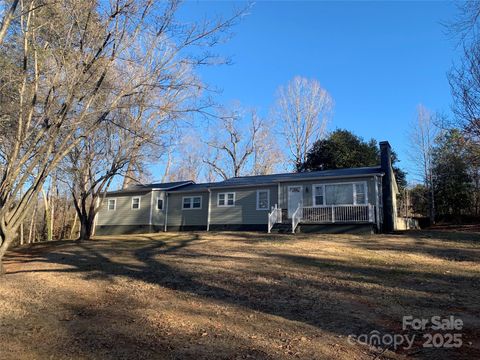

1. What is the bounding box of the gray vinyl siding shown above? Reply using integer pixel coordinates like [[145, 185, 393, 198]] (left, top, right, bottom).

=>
[[166, 192, 208, 227], [278, 176, 377, 209], [210, 185, 278, 225], [97, 191, 152, 226], [96, 175, 380, 231]]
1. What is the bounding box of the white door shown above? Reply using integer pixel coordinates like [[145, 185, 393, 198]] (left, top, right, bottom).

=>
[[288, 186, 303, 218]]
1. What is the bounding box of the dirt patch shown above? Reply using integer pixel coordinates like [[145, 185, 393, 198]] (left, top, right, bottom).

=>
[[1, 231, 479, 359]]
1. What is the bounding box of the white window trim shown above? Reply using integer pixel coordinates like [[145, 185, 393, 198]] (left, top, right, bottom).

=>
[[131, 196, 141, 210], [256, 189, 270, 210], [353, 182, 368, 205], [311, 181, 368, 206], [182, 196, 202, 210], [156, 196, 163, 210], [217, 192, 235, 207], [312, 184, 325, 206], [107, 198, 116, 211]]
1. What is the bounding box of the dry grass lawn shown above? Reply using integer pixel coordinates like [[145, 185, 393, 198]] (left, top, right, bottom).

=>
[[1, 231, 479, 359]]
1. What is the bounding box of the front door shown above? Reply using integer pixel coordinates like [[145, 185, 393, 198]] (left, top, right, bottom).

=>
[[288, 186, 303, 218]]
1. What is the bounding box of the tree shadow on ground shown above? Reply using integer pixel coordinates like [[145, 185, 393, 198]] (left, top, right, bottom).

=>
[[4, 232, 480, 359], [346, 230, 480, 263]]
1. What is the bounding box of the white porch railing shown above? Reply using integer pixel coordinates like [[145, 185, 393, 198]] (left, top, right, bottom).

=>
[[268, 204, 282, 233], [268, 204, 375, 233], [302, 204, 374, 223], [291, 205, 302, 233]]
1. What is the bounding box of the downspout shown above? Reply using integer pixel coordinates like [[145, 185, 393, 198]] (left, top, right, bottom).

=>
[[374, 175, 380, 232], [277, 182, 281, 209], [207, 189, 211, 231], [149, 190, 154, 231], [164, 193, 169, 232]]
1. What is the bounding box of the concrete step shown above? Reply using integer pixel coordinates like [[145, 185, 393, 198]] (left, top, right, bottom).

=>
[[270, 223, 293, 234]]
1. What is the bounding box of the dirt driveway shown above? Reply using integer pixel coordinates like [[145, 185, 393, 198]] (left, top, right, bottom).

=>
[[1, 231, 479, 359]]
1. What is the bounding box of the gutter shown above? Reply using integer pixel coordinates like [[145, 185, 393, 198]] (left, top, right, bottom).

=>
[[149, 190, 154, 226], [207, 189, 212, 231], [166, 188, 210, 195]]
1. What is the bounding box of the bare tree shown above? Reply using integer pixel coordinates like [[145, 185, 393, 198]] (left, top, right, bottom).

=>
[[0, 0, 244, 271], [273, 76, 334, 170], [168, 132, 207, 182], [0, 0, 155, 270], [447, 1, 480, 46], [0, 0, 20, 45], [60, 2, 243, 241], [448, 1, 480, 145], [407, 104, 439, 222], [251, 111, 284, 175], [204, 107, 262, 179]]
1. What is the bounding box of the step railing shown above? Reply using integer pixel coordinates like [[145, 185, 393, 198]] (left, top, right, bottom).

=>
[[291, 204, 302, 233], [301, 204, 374, 223], [267, 204, 282, 233]]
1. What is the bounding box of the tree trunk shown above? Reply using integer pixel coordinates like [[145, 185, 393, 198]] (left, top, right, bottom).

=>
[[60, 195, 68, 239], [20, 223, 24, 245], [70, 212, 78, 239], [28, 201, 38, 244], [122, 156, 138, 189], [77, 215, 93, 241], [0, 227, 14, 276], [42, 188, 52, 241]]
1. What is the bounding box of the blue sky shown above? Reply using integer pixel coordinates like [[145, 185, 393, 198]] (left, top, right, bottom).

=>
[[176, 0, 460, 181]]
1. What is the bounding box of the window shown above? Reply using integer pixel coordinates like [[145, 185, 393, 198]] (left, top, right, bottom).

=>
[[326, 184, 353, 205], [313, 185, 324, 206], [156, 197, 163, 210], [107, 199, 116, 211], [183, 196, 202, 210], [218, 192, 235, 207], [355, 183, 366, 205], [323, 182, 367, 205], [256, 190, 270, 210], [193, 196, 201, 208], [131, 197, 140, 210]]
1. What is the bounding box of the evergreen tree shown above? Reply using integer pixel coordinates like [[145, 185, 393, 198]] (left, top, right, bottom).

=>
[[432, 130, 473, 220], [409, 184, 429, 217], [300, 129, 407, 188]]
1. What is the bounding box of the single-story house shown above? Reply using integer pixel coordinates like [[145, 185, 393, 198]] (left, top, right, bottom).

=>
[[95, 141, 400, 234]]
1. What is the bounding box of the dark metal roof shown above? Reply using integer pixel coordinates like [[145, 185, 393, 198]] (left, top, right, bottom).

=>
[[166, 182, 216, 193], [164, 167, 384, 193], [107, 167, 384, 195], [210, 167, 384, 188], [106, 181, 193, 195]]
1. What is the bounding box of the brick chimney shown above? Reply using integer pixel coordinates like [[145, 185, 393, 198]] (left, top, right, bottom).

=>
[[380, 141, 395, 232]]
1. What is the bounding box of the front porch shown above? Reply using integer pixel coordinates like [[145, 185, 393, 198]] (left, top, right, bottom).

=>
[[268, 204, 377, 233]]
